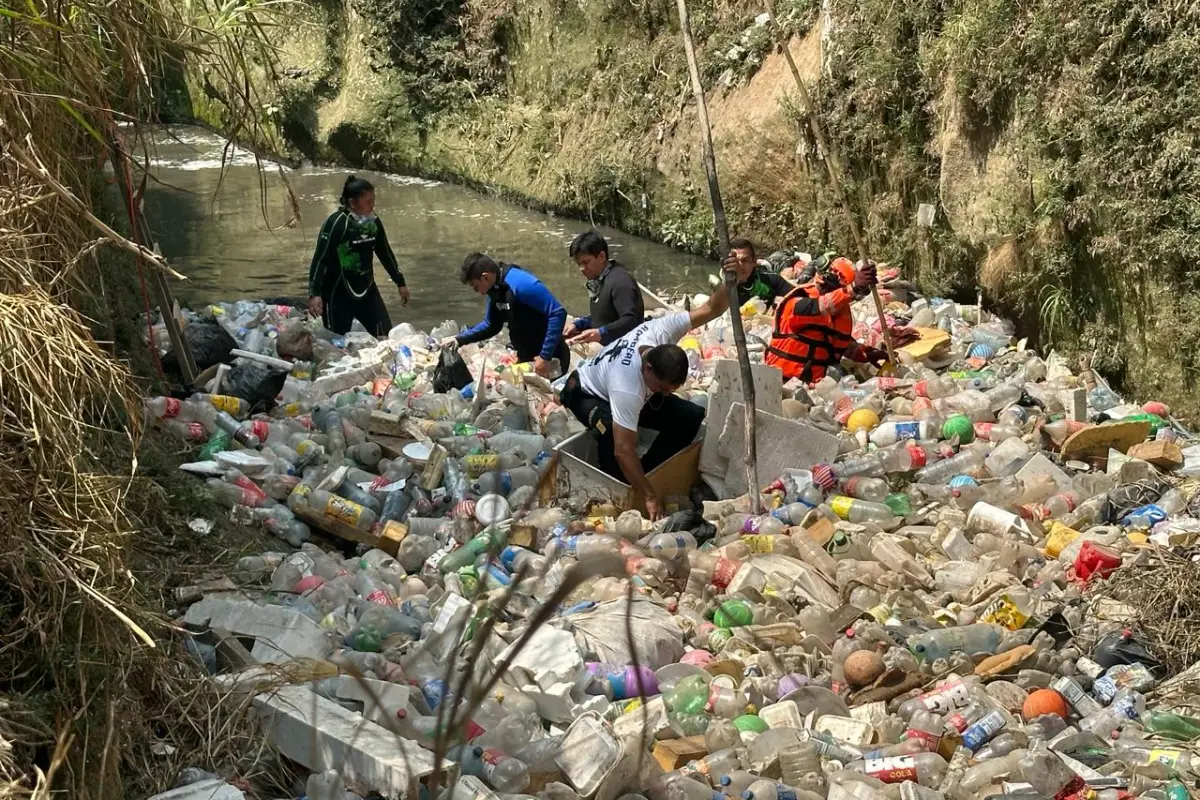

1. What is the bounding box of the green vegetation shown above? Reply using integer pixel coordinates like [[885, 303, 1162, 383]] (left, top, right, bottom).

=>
[[240, 0, 1200, 415]]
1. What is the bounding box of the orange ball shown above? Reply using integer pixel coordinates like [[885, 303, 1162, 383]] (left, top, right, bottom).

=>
[[1022, 688, 1069, 721]]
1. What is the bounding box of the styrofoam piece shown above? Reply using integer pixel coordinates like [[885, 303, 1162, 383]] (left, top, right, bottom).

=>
[[758, 699, 803, 729], [555, 711, 623, 798], [815, 714, 874, 746]]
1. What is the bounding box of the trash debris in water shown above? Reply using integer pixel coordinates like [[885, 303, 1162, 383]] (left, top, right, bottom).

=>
[[150, 273, 1200, 800]]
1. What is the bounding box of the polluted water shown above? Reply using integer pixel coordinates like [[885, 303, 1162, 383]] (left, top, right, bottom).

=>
[[149, 264, 1200, 800]]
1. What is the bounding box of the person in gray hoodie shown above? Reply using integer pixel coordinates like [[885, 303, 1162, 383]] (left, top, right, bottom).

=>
[[563, 230, 645, 346]]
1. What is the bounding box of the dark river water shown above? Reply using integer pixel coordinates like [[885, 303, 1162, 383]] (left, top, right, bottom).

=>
[[141, 126, 711, 329]]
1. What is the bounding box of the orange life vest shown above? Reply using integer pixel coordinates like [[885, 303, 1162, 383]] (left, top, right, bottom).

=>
[[765, 282, 855, 383]]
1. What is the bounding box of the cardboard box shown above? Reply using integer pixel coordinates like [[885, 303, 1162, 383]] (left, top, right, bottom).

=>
[[552, 430, 700, 515], [651, 736, 708, 771]]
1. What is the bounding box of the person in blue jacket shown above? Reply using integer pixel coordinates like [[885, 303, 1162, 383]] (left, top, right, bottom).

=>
[[440, 253, 570, 377]]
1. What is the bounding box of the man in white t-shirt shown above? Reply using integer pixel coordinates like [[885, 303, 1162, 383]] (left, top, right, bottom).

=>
[[559, 283, 730, 519]]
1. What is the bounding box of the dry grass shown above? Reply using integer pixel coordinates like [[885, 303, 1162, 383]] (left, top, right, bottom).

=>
[[0, 0, 290, 795], [1088, 545, 1200, 677]]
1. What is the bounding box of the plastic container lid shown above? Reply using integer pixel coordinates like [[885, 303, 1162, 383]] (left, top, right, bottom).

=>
[[402, 442, 432, 463], [474, 493, 511, 526]]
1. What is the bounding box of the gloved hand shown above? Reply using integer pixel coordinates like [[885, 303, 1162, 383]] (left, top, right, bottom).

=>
[[818, 271, 843, 294], [854, 262, 878, 294], [862, 345, 888, 366]]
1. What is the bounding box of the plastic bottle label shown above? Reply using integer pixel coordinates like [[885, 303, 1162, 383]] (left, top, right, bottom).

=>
[[1148, 749, 1183, 768], [209, 395, 241, 414], [919, 680, 972, 714], [963, 710, 1005, 750], [830, 496, 854, 520], [864, 755, 918, 783], [978, 594, 1030, 631], [894, 421, 921, 440], [742, 534, 776, 554], [742, 516, 767, 533], [323, 495, 365, 527], [184, 422, 206, 439], [162, 397, 182, 417], [904, 727, 942, 752], [711, 558, 740, 589], [249, 420, 270, 441], [365, 589, 391, 606], [913, 380, 929, 397], [1093, 663, 1155, 703], [906, 443, 927, 468]]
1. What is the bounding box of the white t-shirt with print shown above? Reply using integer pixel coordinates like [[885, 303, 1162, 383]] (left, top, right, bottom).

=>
[[576, 312, 693, 431]]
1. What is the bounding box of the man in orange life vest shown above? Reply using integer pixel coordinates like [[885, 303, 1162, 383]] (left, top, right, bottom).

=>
[[764, 254, 887, 383]]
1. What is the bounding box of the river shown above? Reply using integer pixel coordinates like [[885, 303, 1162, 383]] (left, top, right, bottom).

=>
[[141, 126, 711, 329]]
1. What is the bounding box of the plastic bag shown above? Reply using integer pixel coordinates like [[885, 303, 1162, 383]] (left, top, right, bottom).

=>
[[224, 361, 289, 414], [569, 597, 684, 669], [433, 348, 473, 394]]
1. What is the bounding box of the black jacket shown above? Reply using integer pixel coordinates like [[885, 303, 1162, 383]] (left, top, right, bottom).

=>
[[574, 261, 645, 344]]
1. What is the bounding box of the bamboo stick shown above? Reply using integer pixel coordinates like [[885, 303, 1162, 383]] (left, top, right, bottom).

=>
[[763, 0, 897, 366], [676, 0, 761, 513]]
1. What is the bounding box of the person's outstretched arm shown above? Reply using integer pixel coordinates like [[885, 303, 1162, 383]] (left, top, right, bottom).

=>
[[455, 296, 503, 346], [688, 281, 731, 329], [373, 218, 406, 287]]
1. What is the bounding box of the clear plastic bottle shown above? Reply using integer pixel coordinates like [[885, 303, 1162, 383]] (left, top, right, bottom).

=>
[[828, 496, 895, 524], [847, 752, 947, 786], [835, 446, 913, 478], [459, 746, 531, 793], [309, 488, 377, 530], [914, 450, 985, 484], [474, 467, 538, 496], [908, 624, 1004, 663], [841, 476, 889, 503], [648, 532, 699, 560], [869, 420, 937, 447]]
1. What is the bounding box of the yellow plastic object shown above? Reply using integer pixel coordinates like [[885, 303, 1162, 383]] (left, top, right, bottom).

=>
[[846, 408, 880, 433]]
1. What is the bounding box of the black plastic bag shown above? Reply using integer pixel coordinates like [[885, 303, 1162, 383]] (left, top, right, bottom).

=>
[[223, 361, 289, 415], [433, 348, 473, 394]]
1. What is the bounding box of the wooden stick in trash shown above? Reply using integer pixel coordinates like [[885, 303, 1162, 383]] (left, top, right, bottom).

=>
[[763, 0, 897, 366], [676, 0, 761, 513]]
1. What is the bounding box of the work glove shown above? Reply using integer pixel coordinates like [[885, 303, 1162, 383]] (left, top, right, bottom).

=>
[[853, 262, 878, 295], [862, 345, 888, 366]]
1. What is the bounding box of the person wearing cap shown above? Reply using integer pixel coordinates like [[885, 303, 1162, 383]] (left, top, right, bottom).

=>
[[563, 230, 645, 345], [727, 237, 794, 309], [765, 255, 885, 383]]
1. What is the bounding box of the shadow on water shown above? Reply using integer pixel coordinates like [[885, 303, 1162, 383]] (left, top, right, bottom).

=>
[[140, 126, 712, 329]]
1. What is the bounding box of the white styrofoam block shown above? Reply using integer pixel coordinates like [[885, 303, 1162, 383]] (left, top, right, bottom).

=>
[[718, 403, 840, 497], [249, 684, 437, 797], [701, 360, 784, 485], [184, 595, 330, 664], [498, 625, 583, 690]]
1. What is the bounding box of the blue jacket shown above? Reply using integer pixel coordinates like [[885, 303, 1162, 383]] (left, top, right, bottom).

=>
[[455, 265, 567, 361]]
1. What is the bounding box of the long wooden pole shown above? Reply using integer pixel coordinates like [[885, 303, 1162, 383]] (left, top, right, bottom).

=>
[[762, 0, 897, 366], [676, 0, 760, 512]]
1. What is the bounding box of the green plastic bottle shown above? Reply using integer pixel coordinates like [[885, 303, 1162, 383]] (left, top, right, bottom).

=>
[[1124, 412, 1167, 436], [1142, 710, 1200, 741], [438, 527, 508, 574], [199, 429, 231, 460], [885, 492, 913, 517]]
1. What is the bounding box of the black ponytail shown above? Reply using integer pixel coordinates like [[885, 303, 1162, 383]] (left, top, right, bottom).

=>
[[340, 174, 374, 206]]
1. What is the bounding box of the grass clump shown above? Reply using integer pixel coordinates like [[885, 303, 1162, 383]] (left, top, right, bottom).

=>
[[0, 0, 291, 794]]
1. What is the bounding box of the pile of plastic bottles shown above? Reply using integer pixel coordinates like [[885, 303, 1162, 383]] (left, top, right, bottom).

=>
[[153, 286, 1200, 800]]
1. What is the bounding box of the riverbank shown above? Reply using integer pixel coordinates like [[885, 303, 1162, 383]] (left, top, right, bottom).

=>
[[199, 0, 1200, 420]]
